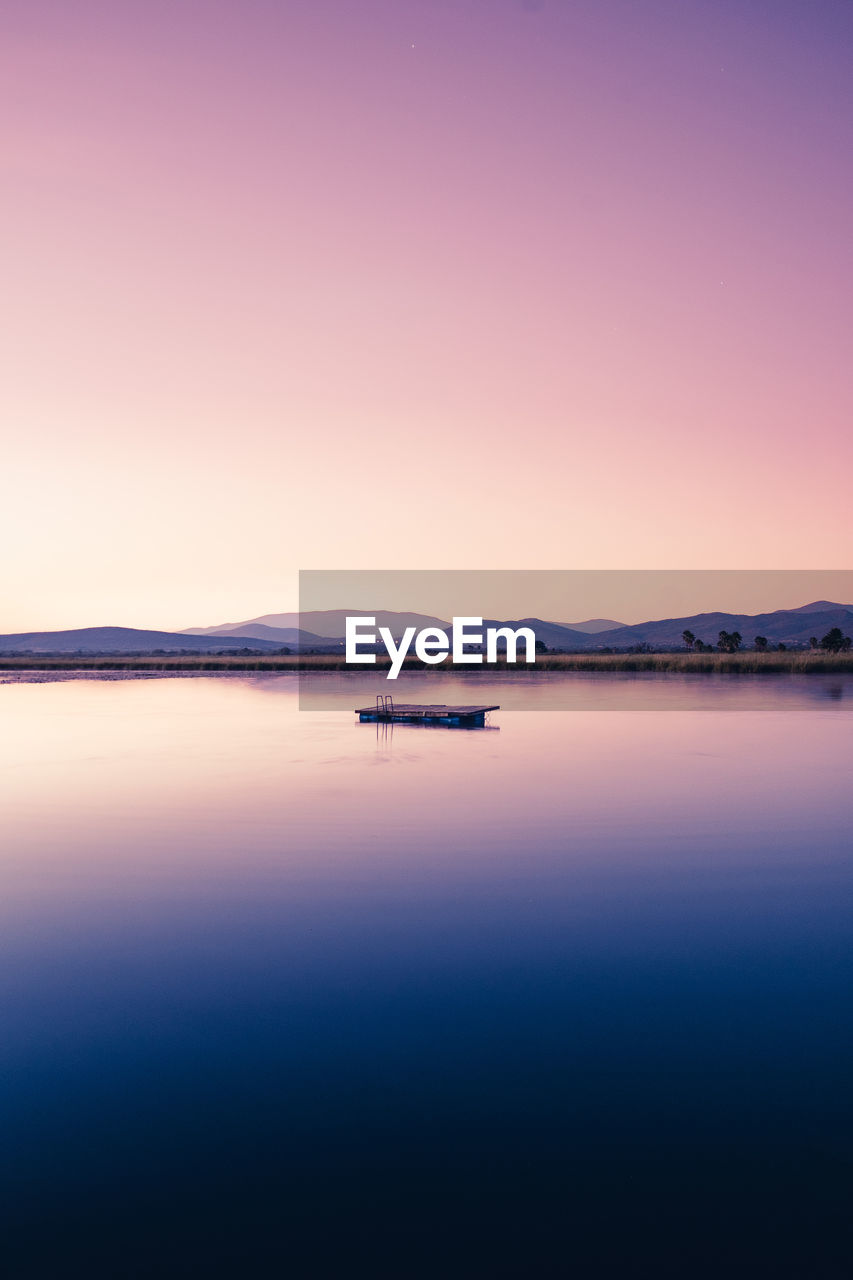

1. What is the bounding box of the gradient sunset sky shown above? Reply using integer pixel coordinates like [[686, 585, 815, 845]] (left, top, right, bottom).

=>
[[3, 0, 851, 631]]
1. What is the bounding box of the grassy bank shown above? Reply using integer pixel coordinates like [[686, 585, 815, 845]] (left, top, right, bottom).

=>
[[2, 652, 853, 674], [529, 651, 853, 673]]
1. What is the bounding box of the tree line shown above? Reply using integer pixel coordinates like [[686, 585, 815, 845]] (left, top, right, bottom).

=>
[[681, 627, 851, 653]]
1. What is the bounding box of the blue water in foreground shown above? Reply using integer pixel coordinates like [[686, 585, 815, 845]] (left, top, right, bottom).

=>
[[1, 675, 852, 1277]]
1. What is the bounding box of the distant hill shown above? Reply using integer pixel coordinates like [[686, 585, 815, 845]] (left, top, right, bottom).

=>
[[0, 627, 289, 655], [559, 618, 624, 633], [184, 622, 344, 649], [481, 618, 601, 650], [786, 600, 848, 614], [575, 603, 853, 650], [185, 609, 450, 641]]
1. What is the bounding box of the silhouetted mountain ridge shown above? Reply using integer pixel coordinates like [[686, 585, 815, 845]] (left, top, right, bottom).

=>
[[559, 618, 624, 633], [2, 603, 850, 654], [571, 603, 853, 649], [184, 610, 449, 641], [0, 627, 289, 654]]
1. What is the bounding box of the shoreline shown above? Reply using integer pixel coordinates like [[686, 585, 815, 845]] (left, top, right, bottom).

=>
[[1, 652, 852, 676]]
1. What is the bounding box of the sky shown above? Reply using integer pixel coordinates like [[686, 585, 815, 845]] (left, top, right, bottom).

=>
[[2, 0, 852, 632]]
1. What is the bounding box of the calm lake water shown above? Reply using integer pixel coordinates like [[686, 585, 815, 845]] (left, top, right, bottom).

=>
[[2, 674, 852, 1277]]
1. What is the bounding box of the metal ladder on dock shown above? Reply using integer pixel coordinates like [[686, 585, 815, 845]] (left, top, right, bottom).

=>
[[375, 694, 394, 718]]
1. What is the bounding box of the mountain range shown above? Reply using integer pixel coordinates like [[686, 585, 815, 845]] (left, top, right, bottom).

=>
[[572, 601, 853, 650], [472, 602, 853, 651], [183, 609, 451, 642], [0, 627, 289, 655], [0, 603, 849, 655]]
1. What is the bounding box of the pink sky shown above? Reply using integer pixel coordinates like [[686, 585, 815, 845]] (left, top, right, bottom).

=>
[[2, 0, 851, 631]]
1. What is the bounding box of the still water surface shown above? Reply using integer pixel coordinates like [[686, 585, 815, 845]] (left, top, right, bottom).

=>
[[2, 675, 852, 1276]]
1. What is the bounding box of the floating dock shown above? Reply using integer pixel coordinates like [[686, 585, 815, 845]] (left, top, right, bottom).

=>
[[356, 699, 499, 727]]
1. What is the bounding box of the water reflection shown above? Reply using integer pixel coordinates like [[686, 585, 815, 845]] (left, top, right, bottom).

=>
[[1, 676, 852, 1276], [297, 667, 853, 710]]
